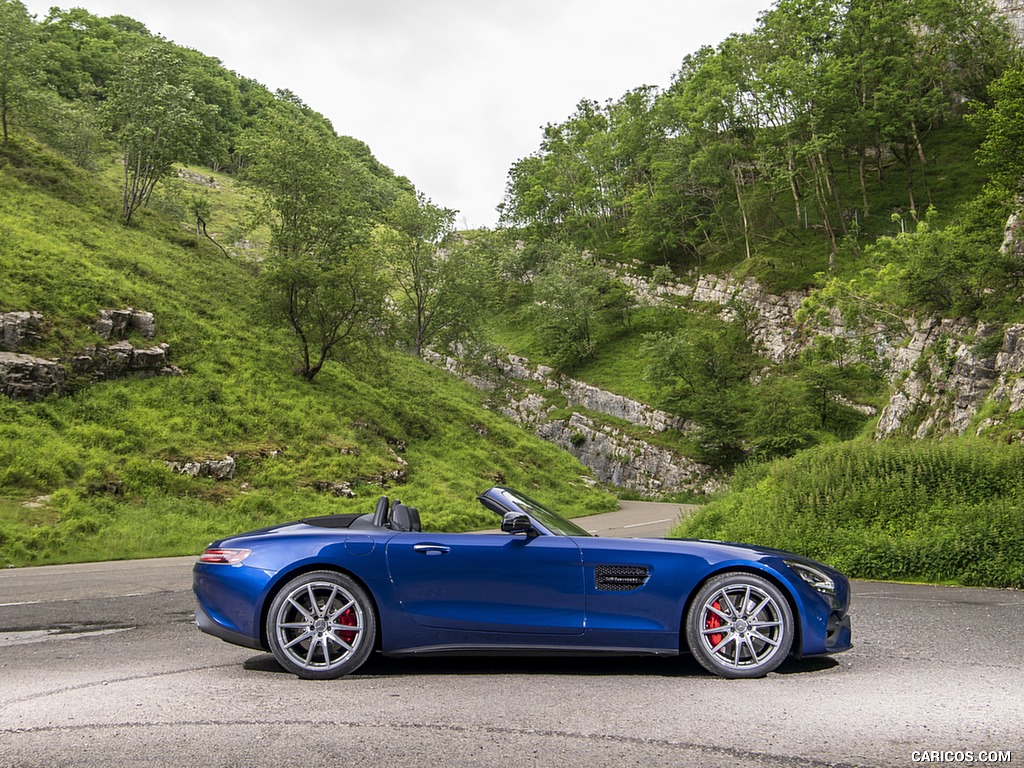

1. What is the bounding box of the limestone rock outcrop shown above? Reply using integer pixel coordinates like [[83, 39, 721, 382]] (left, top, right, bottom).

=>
[[0, 352, 67, 400], [0, 311, 44, 351], [877, 322, 1024, 439], [618, 210, 1024, 443], [563, 379, 691, 433], [70, 341, 181, 382], [536, 413, 716, 496], [994, 0, 1024, 41], [431, 350, 716, 495], [95, 308, 156, 341], [1, 309, 181, 401], [166, 456, 236, 480]]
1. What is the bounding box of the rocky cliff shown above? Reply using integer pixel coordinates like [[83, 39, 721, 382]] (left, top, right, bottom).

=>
[[994, 0, 1024, 39], [428, 351, 717, 496], [432, 210, 1024, 495], [621, 212, 1024, 443]]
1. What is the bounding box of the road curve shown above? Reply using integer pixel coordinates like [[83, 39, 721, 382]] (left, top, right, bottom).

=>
[[0, 503, 1021, 767]]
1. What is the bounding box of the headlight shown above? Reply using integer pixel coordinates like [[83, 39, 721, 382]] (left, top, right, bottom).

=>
[[785, 560, 836, 595]]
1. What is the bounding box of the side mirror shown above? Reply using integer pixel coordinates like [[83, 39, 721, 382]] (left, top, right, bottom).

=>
[[501, 512, 536, 536]]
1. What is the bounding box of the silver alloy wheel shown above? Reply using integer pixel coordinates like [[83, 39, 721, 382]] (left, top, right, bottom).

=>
[[686, 572, 793, 678], [267, 571, 376, 678]]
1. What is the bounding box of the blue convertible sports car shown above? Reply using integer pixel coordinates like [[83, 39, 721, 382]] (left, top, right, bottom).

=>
[[193, 486, 851, 679]]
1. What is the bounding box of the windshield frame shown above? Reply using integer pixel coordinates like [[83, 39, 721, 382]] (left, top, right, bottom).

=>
[[490, 487, 593, 537]]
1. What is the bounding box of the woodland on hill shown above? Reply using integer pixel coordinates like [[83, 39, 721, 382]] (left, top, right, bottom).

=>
[[489, 0, 1024, 467], [492, 0, 1024, 586], [0, 3, 506, 376], [501, 0, 1019, 284]]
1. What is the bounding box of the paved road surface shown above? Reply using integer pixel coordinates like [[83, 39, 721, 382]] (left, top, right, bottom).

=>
[[581, 499, 695, 536], [1, 502, 1021, 767]]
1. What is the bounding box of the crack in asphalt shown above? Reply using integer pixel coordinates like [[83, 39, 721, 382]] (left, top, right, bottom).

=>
[[0, 662, 240, 711], [0, 588, 191, 607], [0, 718, 872, 768], [0, 620, 137, 635], [0, 626, 135, 647]]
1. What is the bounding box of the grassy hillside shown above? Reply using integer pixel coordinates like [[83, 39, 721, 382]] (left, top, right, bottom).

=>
[[672, 438, 1024, 588], [0, 139, 615, 567]]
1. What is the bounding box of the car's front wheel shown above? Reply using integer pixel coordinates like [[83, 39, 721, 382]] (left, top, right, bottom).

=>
[[266, 571, 377, 679], [685, 571, 793, 679]]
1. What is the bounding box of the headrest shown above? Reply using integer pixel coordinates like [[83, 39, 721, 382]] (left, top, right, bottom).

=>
[[390, 503, 421, 532]]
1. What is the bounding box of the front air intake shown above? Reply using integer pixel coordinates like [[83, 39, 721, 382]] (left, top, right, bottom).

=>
[[595, 565, 650, 591]]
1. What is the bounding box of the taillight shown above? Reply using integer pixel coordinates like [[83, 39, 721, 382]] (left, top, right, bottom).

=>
[[199, 548, 252, 564]]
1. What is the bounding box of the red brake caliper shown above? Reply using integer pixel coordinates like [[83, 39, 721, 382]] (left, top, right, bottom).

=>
[[705, 601, 723, 647], [337, 608, 357, 645]]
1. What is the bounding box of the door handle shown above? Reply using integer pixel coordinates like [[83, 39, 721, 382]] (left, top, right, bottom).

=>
[[413, 544, 451, 555]]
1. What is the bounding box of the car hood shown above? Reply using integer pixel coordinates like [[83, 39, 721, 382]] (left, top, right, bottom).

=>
[[657, 535, 843, 574]]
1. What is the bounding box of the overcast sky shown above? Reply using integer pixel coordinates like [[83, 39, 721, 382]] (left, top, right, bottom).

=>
[[22, 0, 768, 228]]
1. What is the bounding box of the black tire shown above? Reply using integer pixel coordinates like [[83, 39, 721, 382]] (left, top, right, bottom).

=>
[[266, 571, 377, 679], [685, 571, 793, 679]]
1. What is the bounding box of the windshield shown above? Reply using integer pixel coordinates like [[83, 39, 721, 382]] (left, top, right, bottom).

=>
[[496, 488, 592, 537]]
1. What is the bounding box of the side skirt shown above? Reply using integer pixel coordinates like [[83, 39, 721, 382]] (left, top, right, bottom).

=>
[[383, 644, 679, 658]]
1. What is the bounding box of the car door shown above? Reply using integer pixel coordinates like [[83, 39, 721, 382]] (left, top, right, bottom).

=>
[[385, 532, 585, 635]]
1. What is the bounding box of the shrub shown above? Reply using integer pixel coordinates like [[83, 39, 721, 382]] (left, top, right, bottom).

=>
[[673, 438, 1024, 588]]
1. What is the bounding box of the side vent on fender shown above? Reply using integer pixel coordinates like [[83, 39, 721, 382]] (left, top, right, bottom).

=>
[[595, 565, 650, 592]]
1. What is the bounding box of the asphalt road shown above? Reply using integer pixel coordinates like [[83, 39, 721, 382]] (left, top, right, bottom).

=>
[[1, 503, 1022, 768]]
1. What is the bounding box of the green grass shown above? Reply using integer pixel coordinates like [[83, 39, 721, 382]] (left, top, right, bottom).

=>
[[0, 138, 615, 567], [490, 305, 683, 403], [155, 162, 273, 261], [672, 438, 1024, 588], [563, 307, 682, 403]]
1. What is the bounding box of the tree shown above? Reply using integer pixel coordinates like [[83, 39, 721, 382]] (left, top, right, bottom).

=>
[[185, 191, 229, 257], [377, 192, 493, 358], [105, 44, 208, 222], [259, 248, 385, 381], [751, 0, 848, 256], [177, 47, 246, 171], [645, 315, 756, 466], [746, 375, 819, 459], [0, 0, 34, 141], [796, 334, 877, 436], [19, 89, 104, 167], [530, 249, 635, 369], [34, 8, 152, 98], [975, 63, 1024, 199], [241, 109, 382, 380], [669, 38, 764, 261], [501, 94, 657, 255]]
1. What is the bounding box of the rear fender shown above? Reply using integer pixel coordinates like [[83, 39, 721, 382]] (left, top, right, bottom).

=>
[[255, 542, 397, 652]]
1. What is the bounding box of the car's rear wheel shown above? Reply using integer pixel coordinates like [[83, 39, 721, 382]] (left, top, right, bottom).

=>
[[685, 571, 793, 679], [266, 571, 376, 679]]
